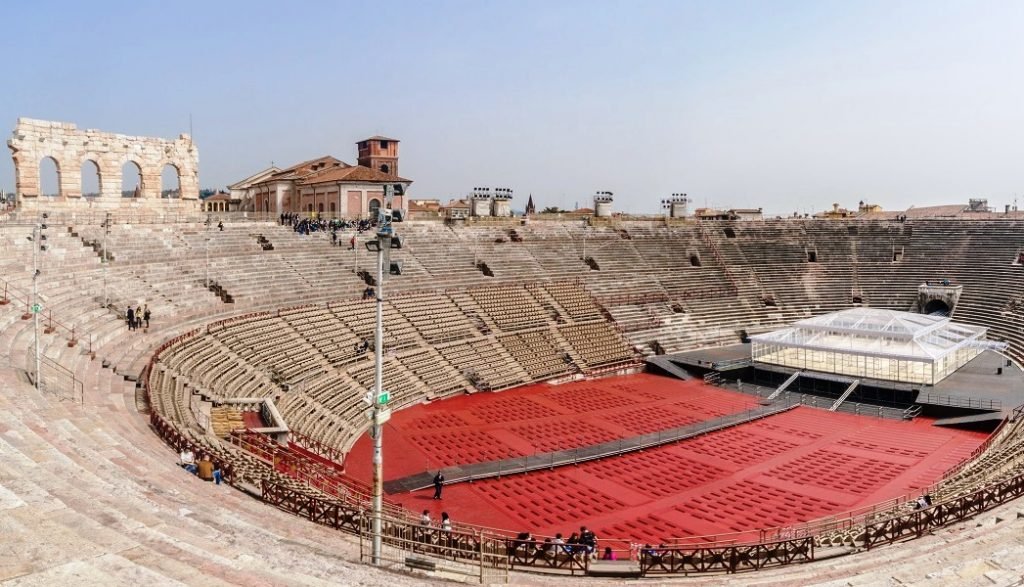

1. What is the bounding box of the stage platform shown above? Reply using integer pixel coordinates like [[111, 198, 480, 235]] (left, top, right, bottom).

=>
[[925, 351, 1024, 411], [658, 346, 1024, 413]]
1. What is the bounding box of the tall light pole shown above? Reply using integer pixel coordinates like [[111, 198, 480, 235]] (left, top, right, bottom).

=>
[[371, 226, 386, 564], [102, 211, 111, 308], [366, 183, 403, 565], [31, 213, 48, 390], [204, 214, 211, 288], [32, 223, 41, 390]]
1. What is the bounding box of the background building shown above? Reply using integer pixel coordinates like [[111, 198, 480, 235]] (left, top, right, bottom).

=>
[[240, 137, 410, 216]]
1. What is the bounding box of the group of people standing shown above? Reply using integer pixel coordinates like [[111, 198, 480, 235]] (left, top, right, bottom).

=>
[[279, 213, 376, 236], [125, 305, 151, 331]]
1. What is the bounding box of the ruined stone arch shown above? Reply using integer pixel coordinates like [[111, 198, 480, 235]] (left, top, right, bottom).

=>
[[39, 156, 61, 198], [7, 118, 199, 210], [159, 162, 181, 198], [80, 158, 102, 199], [121, 160, 144, 198]]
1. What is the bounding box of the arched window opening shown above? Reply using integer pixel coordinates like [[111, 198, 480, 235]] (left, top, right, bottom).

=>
[[368, 198, 381, 217], [121, 161, 142, 198], [161, 164, 181, 198], [81, 160, 101, 198], [318, 203, 324, 213], [40, 157, 61, 197], [380, 164, 390, 174], [329, 202, 336, 213]]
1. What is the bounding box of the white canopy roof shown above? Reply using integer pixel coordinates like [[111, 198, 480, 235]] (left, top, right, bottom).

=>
[[750, 308, 991, 362]]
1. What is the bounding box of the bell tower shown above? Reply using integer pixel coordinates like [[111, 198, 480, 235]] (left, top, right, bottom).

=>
[[357, 136, 399, 176]]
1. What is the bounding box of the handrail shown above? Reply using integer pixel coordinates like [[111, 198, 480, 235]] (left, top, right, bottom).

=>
[[226, 429, 405, 517], [920, 392, 1001, 410], [0, 277, 32, 309], [288, 432, 346, 470], [39, 355, 84, 404], [2, 275, 83, 345]]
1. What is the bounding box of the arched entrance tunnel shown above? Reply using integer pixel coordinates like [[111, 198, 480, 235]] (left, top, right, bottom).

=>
[[924, 299, 951, 315]]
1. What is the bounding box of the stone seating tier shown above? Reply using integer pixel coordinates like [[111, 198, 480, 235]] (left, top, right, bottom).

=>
[[4, 216, 1024, 583]]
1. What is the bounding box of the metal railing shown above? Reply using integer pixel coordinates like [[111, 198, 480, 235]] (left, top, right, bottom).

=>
[[1, 276, 84, 347], [263, 479, 510, 583], [920, 392, 1001, 410], [37, 355, 84, 404]]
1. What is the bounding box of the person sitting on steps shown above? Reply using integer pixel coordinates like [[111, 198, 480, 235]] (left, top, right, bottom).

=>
[[179, 449, 196, 474]]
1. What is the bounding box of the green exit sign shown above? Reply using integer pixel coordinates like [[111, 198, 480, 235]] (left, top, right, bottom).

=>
[[377, 391, 390, 405], [30, 303, 42, 314]]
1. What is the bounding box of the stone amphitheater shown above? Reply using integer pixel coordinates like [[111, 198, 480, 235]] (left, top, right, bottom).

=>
[[3, 210, 1024, 586]]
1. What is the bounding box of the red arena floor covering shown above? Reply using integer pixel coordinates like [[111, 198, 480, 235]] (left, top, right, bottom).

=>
[[346, 374, 988, 547]]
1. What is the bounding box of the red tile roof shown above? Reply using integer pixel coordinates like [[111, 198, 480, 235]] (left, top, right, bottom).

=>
[[299, 164, 410, 186], [408, 200, 440, 212], [265, 156, 348, 182]]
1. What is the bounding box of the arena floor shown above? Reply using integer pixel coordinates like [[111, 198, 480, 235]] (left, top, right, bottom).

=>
[[346, 374, 989, 546]]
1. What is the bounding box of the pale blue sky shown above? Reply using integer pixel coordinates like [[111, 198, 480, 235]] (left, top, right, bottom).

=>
[[2, 1, 1023, 214]]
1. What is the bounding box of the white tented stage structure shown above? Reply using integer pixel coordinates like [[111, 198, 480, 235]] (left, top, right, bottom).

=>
[[750, 308, 1005, 385]]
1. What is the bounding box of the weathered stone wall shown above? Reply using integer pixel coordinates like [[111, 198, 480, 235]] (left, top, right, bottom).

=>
[[7, 118, 200, 210]]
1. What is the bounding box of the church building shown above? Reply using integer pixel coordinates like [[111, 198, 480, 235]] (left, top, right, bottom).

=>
[[232, 136, 410, 216]]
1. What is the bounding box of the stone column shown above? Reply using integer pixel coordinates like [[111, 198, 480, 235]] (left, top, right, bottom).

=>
[[140, 165, 160, 199], [61, 156, 81, 199], [101, 162, 123, 203], [12, 155, 39, 199]]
